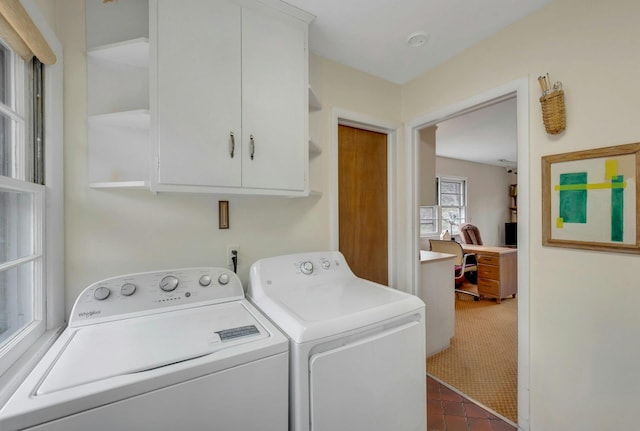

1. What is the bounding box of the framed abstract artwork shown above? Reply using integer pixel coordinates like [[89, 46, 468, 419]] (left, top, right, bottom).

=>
[[542, 143, 640, 253]]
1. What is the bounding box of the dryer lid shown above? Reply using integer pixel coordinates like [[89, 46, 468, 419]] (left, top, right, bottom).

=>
[[254, 278, 424, 343], [36, 302, 267, 395], [277, 279, 408, 320]]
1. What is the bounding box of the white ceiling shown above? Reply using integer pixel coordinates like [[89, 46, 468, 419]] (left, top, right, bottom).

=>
[[436, 97, 517, 169], [283, 0, 541, 167], [285, 0, 553, 85]]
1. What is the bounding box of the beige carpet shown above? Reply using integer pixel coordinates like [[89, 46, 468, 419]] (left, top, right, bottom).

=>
[[426, 290, 518, 423]]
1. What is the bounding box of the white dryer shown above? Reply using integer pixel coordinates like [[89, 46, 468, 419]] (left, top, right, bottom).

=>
[[0, 267, 288, 431], [247, 251, 426, 431]]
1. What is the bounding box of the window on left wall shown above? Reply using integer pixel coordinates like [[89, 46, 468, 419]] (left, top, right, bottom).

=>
[[0, 40, 46, 376]]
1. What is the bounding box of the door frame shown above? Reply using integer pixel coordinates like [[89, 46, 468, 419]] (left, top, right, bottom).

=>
[[405, 78, 530, 431], [331, 108, 400, 288]]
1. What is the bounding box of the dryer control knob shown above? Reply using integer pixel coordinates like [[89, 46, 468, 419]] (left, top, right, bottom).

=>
[[300, 261, 314, 275], [160, 275, 179, 292], [94, 286, 111, 300], [218, 273, 230, 285], [199, 275, 212, 286], [321, 260, 331, 270], [120, 283, 136, 296]]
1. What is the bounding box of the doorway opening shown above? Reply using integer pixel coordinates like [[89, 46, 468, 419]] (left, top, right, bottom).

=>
[[406, 78, 530, 430]]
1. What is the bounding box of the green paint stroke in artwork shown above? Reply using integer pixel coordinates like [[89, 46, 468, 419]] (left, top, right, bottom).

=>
[[559, 172, 587, 223], [611, 175, 624, 242]]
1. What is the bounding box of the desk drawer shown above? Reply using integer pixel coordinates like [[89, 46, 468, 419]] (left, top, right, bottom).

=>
[[478, 279, 500, 296], [478, 264, 500, 280], [477, 255, 500, 266]]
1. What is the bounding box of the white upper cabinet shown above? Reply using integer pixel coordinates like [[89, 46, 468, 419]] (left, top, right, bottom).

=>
[[240, 6, 307, 191], [153, 0, 242, 188], [151, 0, 312, 195]]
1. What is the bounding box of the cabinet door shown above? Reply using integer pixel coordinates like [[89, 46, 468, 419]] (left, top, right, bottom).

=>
[[241, 7, 307, 191], [155, 0, 242, 187]]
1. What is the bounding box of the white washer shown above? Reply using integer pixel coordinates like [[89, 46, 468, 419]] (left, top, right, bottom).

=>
[[0, 267, 288, 431], [247, 252, 426, 431]]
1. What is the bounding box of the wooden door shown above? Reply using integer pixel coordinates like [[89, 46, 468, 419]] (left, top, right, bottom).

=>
[[338, 125, 388, 285]]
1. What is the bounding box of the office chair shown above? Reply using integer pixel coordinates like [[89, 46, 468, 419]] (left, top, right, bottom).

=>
[[458, 223, 483, 245], [429, 239, 480, 301]]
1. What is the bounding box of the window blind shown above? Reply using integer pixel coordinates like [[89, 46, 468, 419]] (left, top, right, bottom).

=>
[[0, 0, 55, 64]]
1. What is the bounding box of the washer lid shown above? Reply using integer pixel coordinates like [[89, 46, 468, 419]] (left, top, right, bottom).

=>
[[36, 302, 267, 395], [253, 278, 424, 343]]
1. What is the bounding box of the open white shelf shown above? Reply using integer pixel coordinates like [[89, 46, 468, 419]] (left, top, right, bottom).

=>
[[89, 109, 150, 129], [88, 37, 149, 68], [308, 85, 322, 196], [90, 181, 149, 189], [86, 3, 150, 191], [309, 139, 322, 157], [308, 86, 322, 111], [88, 110, 149, 189]]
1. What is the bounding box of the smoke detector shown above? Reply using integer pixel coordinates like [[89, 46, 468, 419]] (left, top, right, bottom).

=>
[[406, 32, 429, 48]]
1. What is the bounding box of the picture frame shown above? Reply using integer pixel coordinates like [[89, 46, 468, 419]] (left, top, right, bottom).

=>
[[542, 143, 640, 254]]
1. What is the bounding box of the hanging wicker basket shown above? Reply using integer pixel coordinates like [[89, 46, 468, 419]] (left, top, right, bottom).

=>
[[539, 89, 566, 135]]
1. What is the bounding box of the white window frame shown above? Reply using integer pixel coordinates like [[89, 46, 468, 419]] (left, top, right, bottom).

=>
[[0, 38, 26, 181], [0, 177, 45, 375], [419, 205, 438, 236], [0, 0, 64, 399], [437, 176, 467, 235]]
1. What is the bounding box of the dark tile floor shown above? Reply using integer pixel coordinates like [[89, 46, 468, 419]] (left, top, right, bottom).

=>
[[427, 376, 517, 431]]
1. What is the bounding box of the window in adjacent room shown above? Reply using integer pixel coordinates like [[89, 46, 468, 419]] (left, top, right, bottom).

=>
[[437, 176, 467, 234], [419, 205, 438, 235]]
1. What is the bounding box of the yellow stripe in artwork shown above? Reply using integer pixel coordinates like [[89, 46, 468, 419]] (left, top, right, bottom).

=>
[[556, 217, 564, 228], [554, 181, 626, 191], [605, 159, 618, 180]]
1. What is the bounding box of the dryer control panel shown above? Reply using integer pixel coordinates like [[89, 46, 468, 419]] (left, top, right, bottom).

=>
[[248, 251, 358, 298], [70, 267, 244, 327]]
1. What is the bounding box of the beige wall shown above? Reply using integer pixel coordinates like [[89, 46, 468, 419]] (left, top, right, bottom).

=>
[[435, 157, 512, 246], [403, 0, 640, 429], [34, 0, 55, 27]]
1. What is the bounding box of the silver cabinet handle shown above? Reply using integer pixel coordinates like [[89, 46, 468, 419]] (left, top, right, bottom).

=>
[[250, 135, 255, 160], [229, 132, 235, 158]]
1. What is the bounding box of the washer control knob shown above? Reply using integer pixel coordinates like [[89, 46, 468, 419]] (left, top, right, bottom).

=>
[[321, 260, 331, 270], [94, 286, 111, 301], [199, 275, 212, 286], [300, 261, 314, 275], [160, 275, 179, 292], [120, 283, 136, 296], [218, 273, 230, 285]]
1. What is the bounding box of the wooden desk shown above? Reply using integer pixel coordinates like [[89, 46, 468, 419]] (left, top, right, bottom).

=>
[[460, 245, 517, 303]]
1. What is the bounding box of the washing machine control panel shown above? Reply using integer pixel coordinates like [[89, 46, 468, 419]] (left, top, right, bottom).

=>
[[70, 267, 244, 326]]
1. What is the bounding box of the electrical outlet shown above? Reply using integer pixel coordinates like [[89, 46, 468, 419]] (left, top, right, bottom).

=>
[[227, 245, 239, 266]]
